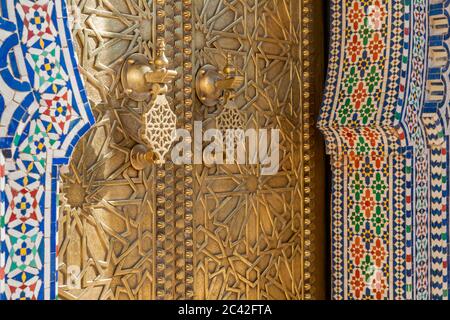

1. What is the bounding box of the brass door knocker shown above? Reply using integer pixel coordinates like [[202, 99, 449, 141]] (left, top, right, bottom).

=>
[[195, 53, 244, 107], [196, 54, 247, 136], [121, 40, 178, 169]]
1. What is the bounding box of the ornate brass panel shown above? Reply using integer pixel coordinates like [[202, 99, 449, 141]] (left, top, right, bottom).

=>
[[58, 0, 325, 300], [191, 0, 323, 300], [57, 0, 159, 300]]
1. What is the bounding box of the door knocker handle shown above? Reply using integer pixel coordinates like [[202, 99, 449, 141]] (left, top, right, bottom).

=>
[[121, 39, 178, 169], [195, 53, 244, 107], [196, 54, 247, 137]]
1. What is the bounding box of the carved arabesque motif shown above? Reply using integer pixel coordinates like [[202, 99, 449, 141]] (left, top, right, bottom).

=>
[[58, 0, 322, 300], [192, 0, 315, 300], [58, 109, 156, 300], [58, 0, 157, 300]]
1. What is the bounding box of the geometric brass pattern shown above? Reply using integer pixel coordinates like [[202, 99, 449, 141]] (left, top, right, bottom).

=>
[[192, 0, 317, 300], [58, 110, 156, 300], [58, 0, 325, 300], [58, 0, 157, 300]]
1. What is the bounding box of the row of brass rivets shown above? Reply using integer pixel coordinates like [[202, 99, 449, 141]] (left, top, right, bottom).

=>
[[182, 0, 194, 300], [155, 0, 168, 300], [302, 0, 314, 301]]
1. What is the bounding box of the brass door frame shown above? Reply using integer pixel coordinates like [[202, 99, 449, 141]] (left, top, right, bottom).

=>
[[58, 0, 326, 300]]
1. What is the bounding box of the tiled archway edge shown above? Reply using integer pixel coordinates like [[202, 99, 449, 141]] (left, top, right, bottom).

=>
[[0, 0, 94, 299], [319, 0, 450, 300]]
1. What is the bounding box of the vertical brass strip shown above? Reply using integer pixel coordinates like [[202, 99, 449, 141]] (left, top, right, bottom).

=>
[[155, 0, 168, 300], [302, 0, 313, 300], [181, 0, 195, 300], [162, 0, 176, 300]]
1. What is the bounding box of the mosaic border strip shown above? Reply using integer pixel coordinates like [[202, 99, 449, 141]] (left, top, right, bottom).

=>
[[0, 0, 94, 299], [319, 0, 450, 300]]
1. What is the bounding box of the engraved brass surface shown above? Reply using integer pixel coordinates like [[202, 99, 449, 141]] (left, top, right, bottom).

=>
[[191, 0, 320, 300], [58, 0, 158, 300], [59, 0, 325, 300]]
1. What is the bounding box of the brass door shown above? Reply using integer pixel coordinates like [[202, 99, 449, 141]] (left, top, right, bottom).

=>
[[58, 0, 325, 300]]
